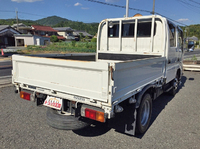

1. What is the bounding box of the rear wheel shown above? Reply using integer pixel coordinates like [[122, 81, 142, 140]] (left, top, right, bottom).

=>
[[136, 93, 152, 134], [46, 108, 91, 130]]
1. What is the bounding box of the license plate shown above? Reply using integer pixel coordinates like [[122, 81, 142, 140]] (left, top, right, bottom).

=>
[[43, 96, 62, 110]]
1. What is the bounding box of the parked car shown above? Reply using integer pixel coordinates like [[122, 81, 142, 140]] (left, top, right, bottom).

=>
[[188, 41, 194, 52]]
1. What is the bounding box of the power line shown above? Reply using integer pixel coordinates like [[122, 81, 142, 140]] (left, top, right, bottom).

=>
[[177, 0, 200, 8], [155, 12, 187, 26], [0, 9, 47, 17], [85, 0, 151, 13], [0, 10, 14, 12], [189, 0, 200, 5], [176, 0, 200, 14], [0, 3, 188, 26], [85, 0, 187, 26], [18, 11, 47, 17]]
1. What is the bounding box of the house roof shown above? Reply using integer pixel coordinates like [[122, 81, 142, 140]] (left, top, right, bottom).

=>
[[0, 25, 10, 31], [46, 35, 66, 40], [12, 23, 32, 30], [186, 36, 198, 41], [73, 30, 93, 37], [0, 25, 21, 35], [57, 36, 66, 40], [53, 27, 74, 32], [12, 23, 27, 28], [31, 25, 57, 32]]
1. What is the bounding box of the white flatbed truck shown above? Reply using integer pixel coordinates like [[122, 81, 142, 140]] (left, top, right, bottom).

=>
[[12, 14, 184, 135]]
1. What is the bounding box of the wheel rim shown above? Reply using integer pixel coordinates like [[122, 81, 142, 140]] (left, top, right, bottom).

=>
[[173, 78, 178, 90], [141, 100, 150, 126]]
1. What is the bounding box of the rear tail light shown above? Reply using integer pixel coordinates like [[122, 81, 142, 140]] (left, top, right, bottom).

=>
[[20, 91, 31, 101], [84, 108, 105, 122]]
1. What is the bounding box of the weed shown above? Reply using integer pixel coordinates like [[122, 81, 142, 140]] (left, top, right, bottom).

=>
[[22, 41, 96, 54], [191, 55, 197, 61]]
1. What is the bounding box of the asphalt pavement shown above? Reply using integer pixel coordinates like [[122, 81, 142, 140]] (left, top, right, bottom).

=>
[[0, 71, 199, 149], [0, 61, 12, 77]]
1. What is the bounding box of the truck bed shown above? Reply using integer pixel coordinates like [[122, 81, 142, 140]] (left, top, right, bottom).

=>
[[12, 55, 110, 103], [12, 54, 165, 107]]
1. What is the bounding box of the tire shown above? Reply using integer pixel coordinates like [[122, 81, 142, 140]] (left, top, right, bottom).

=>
[[169, 74, 179, 96], [46, 108, 90, 130], [136, 93, 152, 134]]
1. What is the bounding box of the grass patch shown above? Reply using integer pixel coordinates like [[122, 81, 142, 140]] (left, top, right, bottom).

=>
[[17, 41, 96, 54]]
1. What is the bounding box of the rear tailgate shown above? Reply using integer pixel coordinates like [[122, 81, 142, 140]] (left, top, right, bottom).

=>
[[12, 55, 109, 102]]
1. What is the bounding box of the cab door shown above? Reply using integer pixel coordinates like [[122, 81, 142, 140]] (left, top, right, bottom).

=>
[[166, 21, 178, 83]]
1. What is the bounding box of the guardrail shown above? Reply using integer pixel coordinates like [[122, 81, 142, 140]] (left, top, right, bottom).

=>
[[183, 64, 200, 71], [0, 76, 12, 87]]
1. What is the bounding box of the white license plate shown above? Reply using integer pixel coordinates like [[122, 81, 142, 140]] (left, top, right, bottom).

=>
[[43, 96, 62, 110]]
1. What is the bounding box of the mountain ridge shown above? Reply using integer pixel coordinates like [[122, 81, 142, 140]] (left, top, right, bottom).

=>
[[0, 16, 99, 35], [0, 16, 200, 38]]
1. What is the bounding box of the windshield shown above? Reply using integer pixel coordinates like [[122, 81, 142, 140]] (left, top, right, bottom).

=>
[[188, 41, 194, 45]]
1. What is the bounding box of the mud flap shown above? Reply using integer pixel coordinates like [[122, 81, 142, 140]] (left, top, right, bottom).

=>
[[108, 101, 136, 136]]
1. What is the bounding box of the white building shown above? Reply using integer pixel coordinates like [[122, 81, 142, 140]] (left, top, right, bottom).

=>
[[14, 34, 50, 47]]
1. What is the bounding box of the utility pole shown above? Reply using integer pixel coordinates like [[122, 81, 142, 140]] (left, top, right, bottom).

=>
[[126, 0, 129, 17], [16, 9, 19, 31], [152, 0, 155, 15]]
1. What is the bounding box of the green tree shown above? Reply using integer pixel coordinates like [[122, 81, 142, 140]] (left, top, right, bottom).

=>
[[50, 35, 58, 42], [91, 38, 97, 42]]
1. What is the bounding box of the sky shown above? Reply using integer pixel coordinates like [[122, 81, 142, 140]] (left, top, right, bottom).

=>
[[0, 0, 200, 26]]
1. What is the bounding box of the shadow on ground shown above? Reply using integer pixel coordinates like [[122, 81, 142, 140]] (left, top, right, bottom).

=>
[[136, 75, 187, 138], [72, 121, 111, 137]]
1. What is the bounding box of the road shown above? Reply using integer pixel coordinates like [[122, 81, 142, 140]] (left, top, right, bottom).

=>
[[0, 71, 199, 149], [184, 48, 200, 58], [0, 61, 12, 77]]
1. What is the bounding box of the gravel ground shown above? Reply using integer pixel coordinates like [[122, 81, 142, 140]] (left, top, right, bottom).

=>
[[0, 71, 199, 149]]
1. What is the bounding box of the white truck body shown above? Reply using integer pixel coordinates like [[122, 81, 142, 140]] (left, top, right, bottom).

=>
[[12, 15, 184, 135]]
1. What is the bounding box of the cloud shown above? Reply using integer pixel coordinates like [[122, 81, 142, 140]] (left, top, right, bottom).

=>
[[11, 0, 42, 2], [65, 4, 71, 7], [105, 0, 120, 2], [74, 2, 82, 6], [81, 7, 89, 10], [177, 18, 189, 22]]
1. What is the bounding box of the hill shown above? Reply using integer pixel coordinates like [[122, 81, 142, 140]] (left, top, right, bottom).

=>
[[36, 16, 69, 26], [0, 19, 38, 26], [0, 16, 98, 35], [36, 16, 98, 35]]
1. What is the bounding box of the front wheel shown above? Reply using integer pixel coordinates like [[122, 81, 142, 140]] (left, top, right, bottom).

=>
[[169, 75, 179, 96], [136, 93, 152, 134]]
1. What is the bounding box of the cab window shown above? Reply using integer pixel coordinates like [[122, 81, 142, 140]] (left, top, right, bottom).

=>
[[122, 22, 135, 37], [178, 28, 183, 51], [108, 23, 119, 37], [168, 22, 176, 47]]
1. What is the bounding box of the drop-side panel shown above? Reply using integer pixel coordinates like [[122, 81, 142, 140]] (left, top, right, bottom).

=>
[[12, 55, 109, 102], [112, 57, 165, 102]]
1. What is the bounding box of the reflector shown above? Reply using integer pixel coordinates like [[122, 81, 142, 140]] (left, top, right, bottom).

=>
[[96, 111, 105, 122]]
